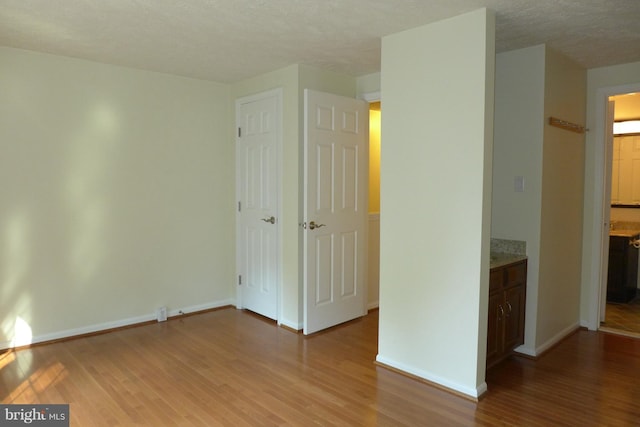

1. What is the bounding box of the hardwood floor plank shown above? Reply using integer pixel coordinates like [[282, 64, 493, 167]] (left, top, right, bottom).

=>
[[2, 308, 640, 426]]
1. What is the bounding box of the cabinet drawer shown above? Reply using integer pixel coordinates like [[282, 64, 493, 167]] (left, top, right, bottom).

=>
[[505, 262, 526, 288], [489, 269, 503, 292]]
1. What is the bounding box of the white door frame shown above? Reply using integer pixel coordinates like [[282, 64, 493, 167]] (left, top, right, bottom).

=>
[[359, 91, 381, 103], [587, 82, 640, 331], [235, 88, 283, 323]]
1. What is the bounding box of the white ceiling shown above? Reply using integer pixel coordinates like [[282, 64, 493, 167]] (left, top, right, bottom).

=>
[[1, 0, 639, 83]]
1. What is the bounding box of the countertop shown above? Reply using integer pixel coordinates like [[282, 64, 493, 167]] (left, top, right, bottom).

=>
[[609, 221, 640, 238], [609, 229, 640, 238], [490, 252, 527, 269]]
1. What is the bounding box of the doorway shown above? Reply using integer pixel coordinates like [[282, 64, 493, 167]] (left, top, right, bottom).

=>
[[367, 101, 381, 310], [599, 91, 640, 336]]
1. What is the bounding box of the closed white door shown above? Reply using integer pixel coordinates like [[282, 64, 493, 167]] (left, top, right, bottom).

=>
[[303, 89, 368, 334], [236, 89, 281, 320]]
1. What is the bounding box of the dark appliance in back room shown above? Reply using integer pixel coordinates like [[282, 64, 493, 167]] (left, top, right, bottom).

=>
[[607, 231, 639, 303]]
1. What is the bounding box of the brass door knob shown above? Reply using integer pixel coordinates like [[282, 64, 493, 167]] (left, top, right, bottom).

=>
[[308, 221, 326, 230]]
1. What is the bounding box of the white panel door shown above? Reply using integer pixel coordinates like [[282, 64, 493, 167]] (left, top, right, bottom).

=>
[[601, 99, 615, 322], [303, 89, 368, 334], [236, 90, 281, 320]]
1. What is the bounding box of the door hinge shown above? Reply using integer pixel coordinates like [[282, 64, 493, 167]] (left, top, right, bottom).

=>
[[238, 127, 241, 138], [238, 275, 242, 285], [238, 201, 241, 212]]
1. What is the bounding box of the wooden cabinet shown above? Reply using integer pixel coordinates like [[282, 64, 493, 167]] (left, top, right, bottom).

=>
[[607, 235, 639, 303], [612, 135, 640, 205], [487, 260, 526, 369]]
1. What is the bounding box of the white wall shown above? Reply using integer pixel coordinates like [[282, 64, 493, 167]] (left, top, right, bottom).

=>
[[492, 45, 545, 354], [357, 72, 381, 97], [0, 47, 234, 349], [537, 48, 586, 347], [377, 8, 495, 398], [581, 60, 640, 329], [492, 45, 586, 354]]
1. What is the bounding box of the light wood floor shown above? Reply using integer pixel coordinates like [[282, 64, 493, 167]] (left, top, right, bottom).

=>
[[2, 308, 640, 426], [603, 297, 640, 335]]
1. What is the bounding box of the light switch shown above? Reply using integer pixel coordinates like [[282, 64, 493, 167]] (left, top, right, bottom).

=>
[[514, 176, 524, 192]]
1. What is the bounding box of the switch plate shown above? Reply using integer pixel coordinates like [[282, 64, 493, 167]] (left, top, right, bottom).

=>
[[514, 176, 524, 192]]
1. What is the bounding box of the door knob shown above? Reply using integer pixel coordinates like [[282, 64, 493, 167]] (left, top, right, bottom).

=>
[[308, 221, 325, 230], [261, 216, 276, 224]]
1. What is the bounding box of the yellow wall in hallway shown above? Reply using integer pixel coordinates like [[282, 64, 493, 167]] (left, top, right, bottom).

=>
[[369, 105, 381, 213]]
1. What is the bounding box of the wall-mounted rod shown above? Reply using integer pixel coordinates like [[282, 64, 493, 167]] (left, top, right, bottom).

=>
[[548, 116, 587, 134]]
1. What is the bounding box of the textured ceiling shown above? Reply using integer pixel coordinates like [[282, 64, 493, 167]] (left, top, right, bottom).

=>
[[1, 0, 639, 83]]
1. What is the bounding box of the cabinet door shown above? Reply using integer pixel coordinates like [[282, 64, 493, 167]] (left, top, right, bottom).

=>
[[608, 236, 628, 302], [486, 291, 504, 368], [629, 136, 640, 204], [616, 135, 640, 204], [503, 284, 526, 352]]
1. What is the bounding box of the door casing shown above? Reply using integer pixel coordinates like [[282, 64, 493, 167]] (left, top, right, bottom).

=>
[[587, 82, 640, 331]]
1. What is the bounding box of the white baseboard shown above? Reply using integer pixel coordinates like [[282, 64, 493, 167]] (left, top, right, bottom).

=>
[[367, 301, 379, 311], [169, 299, 234, 318], [0, 298, 234, 351], [579, 319, 596, 331], [279, 317, 302, 331], [514, 322, 580, 358], [513, 345, 536, 357], [375, 354, 485, 399]]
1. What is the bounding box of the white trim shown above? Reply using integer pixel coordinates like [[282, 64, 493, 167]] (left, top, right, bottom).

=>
[[0, 299, 234, 351], [279, 318, 302, 331], [375, 355, 487, 399], [513, 346, 536, 358], [367, 301, 379, 310], [599, 327, 640, 339], [170, 299, 235, 317], [514, 322, 580, 358], [587, 82, 640, 331], [360, 91, 381, 103]]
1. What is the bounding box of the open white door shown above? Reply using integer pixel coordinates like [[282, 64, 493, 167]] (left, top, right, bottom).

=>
[[599, 99, 616, 323], [236, 89, 281, 321], [303, 89, 368, 335]]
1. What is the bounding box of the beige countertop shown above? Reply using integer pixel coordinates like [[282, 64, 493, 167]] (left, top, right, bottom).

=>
[[609, 229, 640, 238], [490, 252, 527, 269]]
